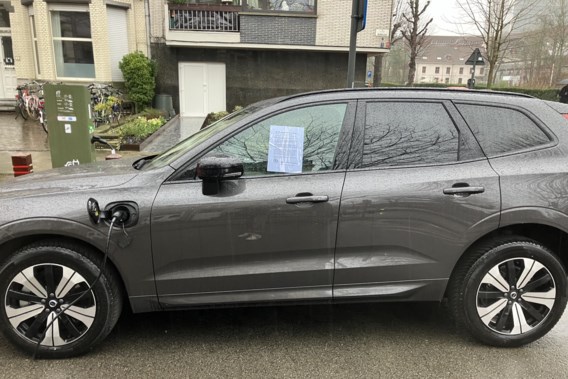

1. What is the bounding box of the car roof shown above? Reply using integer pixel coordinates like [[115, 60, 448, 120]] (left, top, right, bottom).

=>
[[275, 87, 535, 104]]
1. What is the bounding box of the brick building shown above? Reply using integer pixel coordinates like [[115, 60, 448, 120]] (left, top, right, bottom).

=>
[[414, 36, 487, 86], [150, 0, 393, 116], [9, 0, 148, 86]]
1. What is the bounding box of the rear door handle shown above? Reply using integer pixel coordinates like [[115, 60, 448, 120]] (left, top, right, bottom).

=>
[[286, 195, 329, 204], [443, 186, 485, 195]]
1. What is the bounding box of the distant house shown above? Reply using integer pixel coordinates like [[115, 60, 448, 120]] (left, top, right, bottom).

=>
[[9, 0, 149, 85], [149, 0, 393, 116], [413, 36, 487, 86]]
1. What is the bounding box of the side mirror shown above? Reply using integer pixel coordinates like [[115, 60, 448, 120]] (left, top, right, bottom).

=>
[[196, 156, 244, 195]]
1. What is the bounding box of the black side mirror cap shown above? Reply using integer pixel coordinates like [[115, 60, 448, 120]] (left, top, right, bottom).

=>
[[196, 156, 244, 195]]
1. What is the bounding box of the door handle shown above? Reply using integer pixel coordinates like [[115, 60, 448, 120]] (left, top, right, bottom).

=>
[[286, 195, 329, 204], [443, 185, 485, 196]]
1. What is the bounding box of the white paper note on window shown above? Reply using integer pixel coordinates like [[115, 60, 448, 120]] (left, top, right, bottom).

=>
[[267, 125, 304, 173]]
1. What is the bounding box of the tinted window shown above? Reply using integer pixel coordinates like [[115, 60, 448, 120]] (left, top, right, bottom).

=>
[[456, 104, 551, 156], [208, 103, 347, 176], [362, 102, 460, 168]]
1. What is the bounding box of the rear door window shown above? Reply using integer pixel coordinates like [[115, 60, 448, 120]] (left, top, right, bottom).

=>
[[456, 104, 551, 156], [361, 102, 460, 168]]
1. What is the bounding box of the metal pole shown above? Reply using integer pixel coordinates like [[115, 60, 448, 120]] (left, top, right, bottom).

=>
[[469, 49, 478, 89], [346, 0, 359, 88]]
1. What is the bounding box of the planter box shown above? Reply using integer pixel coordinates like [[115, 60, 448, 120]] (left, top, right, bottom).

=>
[[120, 115, 180, 151]]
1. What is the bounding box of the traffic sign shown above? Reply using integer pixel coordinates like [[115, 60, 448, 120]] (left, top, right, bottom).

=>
[[465, 48, 485, 65]]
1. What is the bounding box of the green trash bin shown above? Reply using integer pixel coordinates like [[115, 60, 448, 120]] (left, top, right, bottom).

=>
[[43, 84, 96, 168]]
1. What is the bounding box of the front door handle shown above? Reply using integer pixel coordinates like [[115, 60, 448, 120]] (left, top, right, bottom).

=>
[[443, 185, 485, 196], [286, 195, 329, 204]]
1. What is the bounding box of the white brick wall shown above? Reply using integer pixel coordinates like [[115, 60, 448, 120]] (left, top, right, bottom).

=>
[[10, 0, 148, 83], [316, 0, 392, 48]]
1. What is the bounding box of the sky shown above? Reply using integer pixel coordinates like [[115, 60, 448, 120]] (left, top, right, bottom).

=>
[[425, 0, 480, 36]]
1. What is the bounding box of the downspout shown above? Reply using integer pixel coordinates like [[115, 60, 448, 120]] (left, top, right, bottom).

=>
[[144, 0, 151, 59]]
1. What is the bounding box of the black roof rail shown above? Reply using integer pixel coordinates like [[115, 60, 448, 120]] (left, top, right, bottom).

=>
[[277, 87, 535, 103]]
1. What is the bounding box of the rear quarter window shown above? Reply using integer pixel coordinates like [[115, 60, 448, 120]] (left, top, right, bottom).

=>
[[456, 104, 551, 156]]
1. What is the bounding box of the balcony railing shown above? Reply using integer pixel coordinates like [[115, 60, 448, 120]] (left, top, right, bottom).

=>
[[169, 5, 240, 32]]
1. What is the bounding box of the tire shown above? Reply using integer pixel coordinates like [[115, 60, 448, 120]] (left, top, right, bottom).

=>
[[16, 103, 28, 120], [448, 237, 567, 347], [0, 241, 123, 358]]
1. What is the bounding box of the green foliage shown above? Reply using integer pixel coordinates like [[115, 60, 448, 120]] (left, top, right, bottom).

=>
[[119, 52, 156, 110], [169, 0, 189, 4], [139, 108, 166, 120], [94, 96, 121, 114], [118, 116, 166, 141], [202, 106, 243, 128]]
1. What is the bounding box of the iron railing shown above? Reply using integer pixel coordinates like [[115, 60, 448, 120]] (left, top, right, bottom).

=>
[[169, 6, 240, 32]]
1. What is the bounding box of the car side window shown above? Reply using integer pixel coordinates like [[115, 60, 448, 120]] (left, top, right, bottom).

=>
[[456, 104, 551, 156], [207, 103, 348, 176], [361, 102, 460, 168]]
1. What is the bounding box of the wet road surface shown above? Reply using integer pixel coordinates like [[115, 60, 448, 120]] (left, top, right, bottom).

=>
[[0, 302, 567, 378]]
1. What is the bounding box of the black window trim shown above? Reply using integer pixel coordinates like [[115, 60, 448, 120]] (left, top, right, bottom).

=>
[[453, 100, 559, 159], [166, 100, 357, 183], [349, 99, 487, 172]]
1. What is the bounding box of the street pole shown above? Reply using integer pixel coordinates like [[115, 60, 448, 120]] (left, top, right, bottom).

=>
[[346, 0, 359, 88], [469, 49, 478, 89]]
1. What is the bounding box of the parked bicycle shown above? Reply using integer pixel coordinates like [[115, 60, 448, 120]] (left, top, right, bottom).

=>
[[88, 83, 126, 127], [15, 81, 47, 133]]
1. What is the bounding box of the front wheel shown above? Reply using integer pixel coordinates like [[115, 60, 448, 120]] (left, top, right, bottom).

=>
[[449, 238, 567, 347], [0, 242, 122, 358]]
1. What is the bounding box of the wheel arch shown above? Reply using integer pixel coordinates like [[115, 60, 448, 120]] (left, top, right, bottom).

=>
[[447, 222, 568, 299]]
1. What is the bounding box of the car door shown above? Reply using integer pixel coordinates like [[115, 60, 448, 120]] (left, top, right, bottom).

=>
[[151, 101, 355, 307], [334, 100, 501, 300]]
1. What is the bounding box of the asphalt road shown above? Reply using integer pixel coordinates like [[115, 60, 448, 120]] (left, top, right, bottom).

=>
[[0, 302, 567, 378]]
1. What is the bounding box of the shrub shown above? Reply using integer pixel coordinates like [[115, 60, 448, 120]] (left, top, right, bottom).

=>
[[118, 116, 166, 144], [119, 52, 156, 111]]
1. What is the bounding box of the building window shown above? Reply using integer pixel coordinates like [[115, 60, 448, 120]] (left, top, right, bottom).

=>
[[0, 8, 10, 28], [458, 78, 463, 84], [29, 10, 41, 75], [243, 0, 316, 13], [446, 67, 451, 75], [445, 78, 450, 84], [459, 67, 464, 74], [434, 77, 439, 83], [422, 66, 426, 74], [435, 67, 440, 74], [479, 68, 484, 75], [51, 10, 95, 78]]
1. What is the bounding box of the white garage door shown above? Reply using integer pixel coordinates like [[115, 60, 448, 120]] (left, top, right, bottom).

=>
[[179, 62, 226, 117]]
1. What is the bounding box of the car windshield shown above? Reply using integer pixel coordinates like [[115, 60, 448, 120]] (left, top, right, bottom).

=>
[[142, 101, 273, 170]]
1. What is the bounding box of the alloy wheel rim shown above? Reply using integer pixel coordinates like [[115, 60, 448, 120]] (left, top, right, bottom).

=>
[[4, 264, 96, 346], [476, 257, 556, 335]]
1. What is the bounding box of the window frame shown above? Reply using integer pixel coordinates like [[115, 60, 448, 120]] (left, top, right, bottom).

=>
[[49, 4, 95, 80], [168, 100, 357, 183], [348, 99, 485, 172], [28, 7, 41, 76], [454, 101, 558, 159]]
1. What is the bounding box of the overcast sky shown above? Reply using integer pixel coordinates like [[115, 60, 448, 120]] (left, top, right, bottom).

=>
[[425, 0, 480, 36]]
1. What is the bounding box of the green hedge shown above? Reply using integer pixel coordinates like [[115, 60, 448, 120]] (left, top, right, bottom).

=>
[[378, 83, 559, 101]]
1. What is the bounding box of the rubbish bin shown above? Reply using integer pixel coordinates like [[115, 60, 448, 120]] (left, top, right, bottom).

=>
[[43, 84, 95, 168], [153, 94, 176, 118]]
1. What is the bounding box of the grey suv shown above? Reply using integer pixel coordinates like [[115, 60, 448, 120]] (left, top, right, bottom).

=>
[[1, 88, 567, 358]]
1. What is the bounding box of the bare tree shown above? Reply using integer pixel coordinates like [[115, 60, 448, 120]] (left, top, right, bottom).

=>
[[372, 0, 407, 86], [456, 0, 538, 87], [400, 0, 433, 86]]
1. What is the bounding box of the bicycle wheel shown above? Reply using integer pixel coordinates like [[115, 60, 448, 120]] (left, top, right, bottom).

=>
[[16, 102, 28, 120]]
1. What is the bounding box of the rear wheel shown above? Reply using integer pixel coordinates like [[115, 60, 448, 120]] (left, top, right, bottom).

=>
[[0, 242, 122, 358], [449, 238, 567, 347]]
